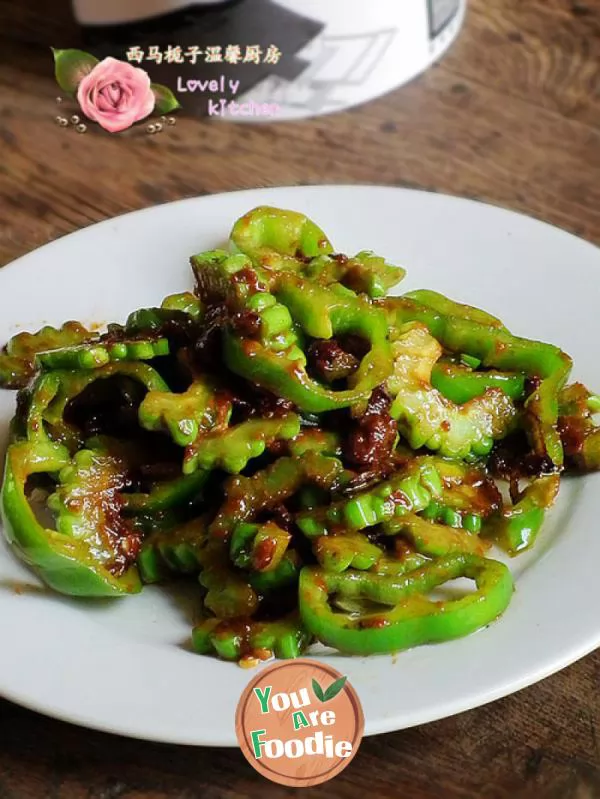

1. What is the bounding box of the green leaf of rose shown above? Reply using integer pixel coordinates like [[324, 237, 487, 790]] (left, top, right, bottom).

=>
[[152, 83, 181, 115], [312, 678, 326, 703], [52, 48, 99, 94], [323, 676, 347, 702]]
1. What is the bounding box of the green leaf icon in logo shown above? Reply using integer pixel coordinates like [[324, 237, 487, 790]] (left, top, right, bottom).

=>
[[312, 678, 326, 702], [52, 48, 99, 94], [323, 676, 347, 701], [152, 83, 182, 115], [312, 676, 348, 703]]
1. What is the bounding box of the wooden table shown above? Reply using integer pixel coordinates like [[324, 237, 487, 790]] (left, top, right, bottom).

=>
[[1, 1, 600, 796]]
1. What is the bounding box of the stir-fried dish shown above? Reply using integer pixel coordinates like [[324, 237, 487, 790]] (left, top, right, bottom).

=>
[[1, 206, 599, 666]]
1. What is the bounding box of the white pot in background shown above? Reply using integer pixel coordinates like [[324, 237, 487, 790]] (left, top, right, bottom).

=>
[[248, 0, 467, 119]]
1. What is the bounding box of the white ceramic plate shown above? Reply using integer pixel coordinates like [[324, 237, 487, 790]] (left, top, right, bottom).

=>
[[1, 186, 599, 747]]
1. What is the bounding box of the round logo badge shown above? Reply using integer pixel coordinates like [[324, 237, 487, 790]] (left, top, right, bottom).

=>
[[236, 659, 364, 787]]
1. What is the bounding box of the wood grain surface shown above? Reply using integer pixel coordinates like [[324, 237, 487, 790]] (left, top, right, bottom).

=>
[[1, 0, 600, 796]]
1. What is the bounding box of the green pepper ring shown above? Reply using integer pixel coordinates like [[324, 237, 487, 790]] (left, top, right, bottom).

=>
[[1, 441, 141, 597], [299, 555, 513, 656]]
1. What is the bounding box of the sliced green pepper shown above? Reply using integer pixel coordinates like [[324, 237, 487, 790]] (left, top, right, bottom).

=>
[[404, 289, 507, 330], [230, 206, 333, 272], [299, 555, 513, 655], [40, 362, 169, 451], [224, 331, 370, 413], [1, 374, 141, 596], [122, 471, 209, 516], [274, 274, 393, 402], [487, 474, 560, 555], [191, 249, 373, 413], [431, 362, 526, 404]]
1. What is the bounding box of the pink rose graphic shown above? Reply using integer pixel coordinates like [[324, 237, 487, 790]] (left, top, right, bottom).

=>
[[76, 57, 156, 133]]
